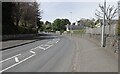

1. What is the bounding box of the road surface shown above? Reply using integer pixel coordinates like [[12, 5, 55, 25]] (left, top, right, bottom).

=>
[[0, 34, 118, 72]]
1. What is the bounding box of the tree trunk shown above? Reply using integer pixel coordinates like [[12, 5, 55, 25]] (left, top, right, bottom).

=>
[[16, 19, 19, 26]]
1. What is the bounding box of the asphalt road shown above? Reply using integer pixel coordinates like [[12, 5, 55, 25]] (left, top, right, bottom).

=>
[[0, 34, 118, 72], [1, 35, 75, 72]]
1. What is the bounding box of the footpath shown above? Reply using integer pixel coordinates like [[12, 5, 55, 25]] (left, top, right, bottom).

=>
[[67, 35, 118, 72], [1, 39, 37, 51]]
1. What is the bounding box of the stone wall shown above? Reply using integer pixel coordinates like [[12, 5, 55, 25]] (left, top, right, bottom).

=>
[[2, 34, 38, 41], [84, 33, 119, 53]]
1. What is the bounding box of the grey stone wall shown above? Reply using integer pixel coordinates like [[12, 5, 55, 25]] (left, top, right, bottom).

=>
[[2, 34, 38, 41]]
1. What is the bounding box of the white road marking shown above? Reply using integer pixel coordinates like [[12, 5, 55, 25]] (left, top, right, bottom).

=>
[[47, 42, 53, 44], [0, 51, 36, 73], [31, 46, 39, 50], [44, 44, 50, 46], [41, 44, 50, 46], [0, 38, 60, 72], [55, 41, 59, 43], [30, 50, 35, 54], [45, 45, 53, 50], [15, 57, 19, 62], [47, 41, 51, 43], [38, 46, 46, 50], [0, 54, 21, 63], [0, 54, 36, 73]]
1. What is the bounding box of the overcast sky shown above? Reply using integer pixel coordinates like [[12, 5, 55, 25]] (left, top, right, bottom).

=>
[[38, 0, 119, 23]]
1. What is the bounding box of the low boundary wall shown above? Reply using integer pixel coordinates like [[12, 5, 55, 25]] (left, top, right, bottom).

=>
[[2, 34, 38, 41]]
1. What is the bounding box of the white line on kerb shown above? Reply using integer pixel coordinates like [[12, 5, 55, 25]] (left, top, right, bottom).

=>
[[0, 54, 21, 63]]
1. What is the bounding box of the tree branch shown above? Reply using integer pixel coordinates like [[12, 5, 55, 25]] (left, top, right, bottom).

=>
[[110, 8, 118, 19], [96, 9, 104, 15], [95, 13, 103, 18]]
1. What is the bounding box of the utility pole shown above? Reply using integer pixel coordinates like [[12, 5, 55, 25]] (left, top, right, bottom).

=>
[[117, 1, 120, 37], [101, 0, 106, 47]]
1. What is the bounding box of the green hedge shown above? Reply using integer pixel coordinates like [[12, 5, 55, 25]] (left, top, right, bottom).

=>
[[18, 26, 37, 34], [72, 29, 85, 34]]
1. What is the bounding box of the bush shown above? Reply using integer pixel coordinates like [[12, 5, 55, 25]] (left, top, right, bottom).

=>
[[2, 24, 18, 35], [73, 29, 85, 34], [17, 26, 37, 34]]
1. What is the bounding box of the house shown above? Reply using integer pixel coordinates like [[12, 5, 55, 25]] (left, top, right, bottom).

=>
[[66, 24, 85, 31]]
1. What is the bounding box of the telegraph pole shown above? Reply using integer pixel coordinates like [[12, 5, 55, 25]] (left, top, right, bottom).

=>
[[101, 0, 106, 47], [118, 1, 120, 36]]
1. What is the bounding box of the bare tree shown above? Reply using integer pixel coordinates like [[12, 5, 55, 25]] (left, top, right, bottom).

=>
[[95, 4, 118, 36]]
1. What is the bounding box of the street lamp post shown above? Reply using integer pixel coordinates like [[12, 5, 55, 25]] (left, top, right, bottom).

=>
[[101, 0, 106, 47], [70, 12, 72, 35]]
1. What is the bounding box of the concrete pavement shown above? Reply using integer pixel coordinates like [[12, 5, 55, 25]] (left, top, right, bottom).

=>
[[69, 36, 118, 72], [1, 40, 37, 51]]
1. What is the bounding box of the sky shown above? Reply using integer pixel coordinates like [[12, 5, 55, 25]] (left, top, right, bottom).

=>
[[37, 0, 119, 23]]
